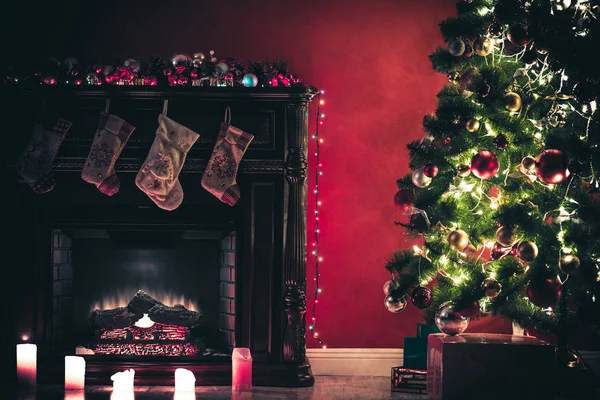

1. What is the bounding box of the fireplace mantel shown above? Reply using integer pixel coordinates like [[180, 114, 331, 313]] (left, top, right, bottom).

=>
[[3, 86, 317, 387]]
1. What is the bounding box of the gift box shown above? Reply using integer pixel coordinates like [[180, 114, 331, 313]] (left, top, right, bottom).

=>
[[417, 322, 439, 338], [391, 367, 427, 394], [403, 336, 427, 369], [427, 333, 556, 400]]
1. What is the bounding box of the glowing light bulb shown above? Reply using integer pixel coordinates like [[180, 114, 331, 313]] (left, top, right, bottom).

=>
[[322, 345, 327, 349], [319, 138, 324, 143], [318, 257, 323, 262], [319, 100, 325, 105]]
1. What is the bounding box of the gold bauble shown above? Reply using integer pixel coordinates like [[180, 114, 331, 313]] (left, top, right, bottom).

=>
[[504, 92, 522, 112], [516, 241, 538, 262], [466, 119, 481, 132], [495, 226, 516, 247], [474, 37, 493, 56], [412, 168, 432, 188], [559, 254, 580, 274], [448, 229, 469, 251], [521, 156, 537, 174], [457, 164, 471, 177], [482, 278, 502, 298]]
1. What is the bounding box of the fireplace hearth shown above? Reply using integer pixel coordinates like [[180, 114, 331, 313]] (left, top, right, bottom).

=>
[[4, 86, 317, 386]]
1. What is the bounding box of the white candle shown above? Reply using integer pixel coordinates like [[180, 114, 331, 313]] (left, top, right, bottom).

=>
[[111, 369, 135, 392], [175, 368, 195, 392], [232, 348, 252, 391], [65, 356, 86, 390], [17, 344, 37, 387]]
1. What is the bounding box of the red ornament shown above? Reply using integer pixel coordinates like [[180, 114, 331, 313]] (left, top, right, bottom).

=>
[[535, 149, 570, 184], [471, 150, 499, 180], [423, 164, 439, 178], [507, 24, 530, 46], [527, 278, 562, 308], [493, 134, 509, 149], [442, 137, 451, 145], [411, 287, 432, 309], [458, 300, 480, 318], [394, 189, 414, 212], [463, 44, 473, 58]]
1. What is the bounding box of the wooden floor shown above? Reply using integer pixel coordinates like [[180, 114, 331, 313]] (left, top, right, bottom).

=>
[[11, 377, 425, 399]]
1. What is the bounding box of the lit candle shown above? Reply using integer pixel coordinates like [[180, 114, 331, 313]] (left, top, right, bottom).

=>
[[111, 369, 135, 392], [232, 348, 252, 391], [65, 356, 86, 390], [175, 368, 195, 392], [17, 344, 37, 387]]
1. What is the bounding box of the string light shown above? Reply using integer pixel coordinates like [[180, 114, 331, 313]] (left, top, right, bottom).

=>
[[310, 90, 326, 349]]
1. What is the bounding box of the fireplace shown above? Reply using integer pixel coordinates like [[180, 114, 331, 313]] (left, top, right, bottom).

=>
[[4, 86, 316, 386], [51, 228, 236, 358]]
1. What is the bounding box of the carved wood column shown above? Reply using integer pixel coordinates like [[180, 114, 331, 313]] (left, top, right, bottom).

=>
[[283, 101, 309, 363]]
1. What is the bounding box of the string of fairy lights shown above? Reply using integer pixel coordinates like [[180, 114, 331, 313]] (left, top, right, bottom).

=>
[[309, 90, 327, 349]]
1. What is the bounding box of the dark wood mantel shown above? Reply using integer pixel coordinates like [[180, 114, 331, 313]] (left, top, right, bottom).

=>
[[3, 86, 317, 387]]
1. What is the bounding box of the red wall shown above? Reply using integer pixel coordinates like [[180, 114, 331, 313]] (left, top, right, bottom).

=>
[[7, 0, 468, 348]]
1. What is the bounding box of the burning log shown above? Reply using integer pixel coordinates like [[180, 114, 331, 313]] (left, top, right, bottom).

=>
[[89, 307, 139, 329], [127, 290, 165, 314], [149, 304, 202, 327]]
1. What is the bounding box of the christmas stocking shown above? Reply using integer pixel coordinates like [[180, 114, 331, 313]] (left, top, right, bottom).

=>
[[82, 112, 135, 196], [16, 113, 72, 194], [135, 114, 199, 211], [202, 122, 254, 206]]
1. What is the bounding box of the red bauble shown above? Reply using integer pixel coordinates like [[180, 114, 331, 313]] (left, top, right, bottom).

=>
[[471, 150, 500, 180], [527, 278, 562, 308], [493, 134, 509, 150], [394, 190, 414, 212], [423, 164, 439, 178], [535, 149, 570, 184], [458, 300, 480, 318], [411, 287, 433, 309], [507, 24, 530, 46]]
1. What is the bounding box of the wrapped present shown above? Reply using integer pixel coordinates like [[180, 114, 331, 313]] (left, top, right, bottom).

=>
[[391, 367, 427, 393], [417, 322, 439, 338], [403, 336, 427, 369], [427, 333, 556, 400]]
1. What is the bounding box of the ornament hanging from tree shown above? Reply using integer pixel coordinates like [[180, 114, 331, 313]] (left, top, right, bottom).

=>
[[527, 278, 562, 308], [423, 164, 438, 178], [559, 254, 580, 274], [535, 149, 570, 185], [448, 229, 469, 250], [448, 39, 466, 56], [496, 226, 516, 247], [504, 92, 522, 112], [516, 241, 538, 262], [394, 189, 414, 212], [482, 278, 502, 298], [412, 168, 432, 188], [411, 286, 432, 309], [384, 290, 408, 313], [471, 150, 499, 179]]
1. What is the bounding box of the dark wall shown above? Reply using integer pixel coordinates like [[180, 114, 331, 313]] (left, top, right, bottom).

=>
[[3, 0, 459, 350]]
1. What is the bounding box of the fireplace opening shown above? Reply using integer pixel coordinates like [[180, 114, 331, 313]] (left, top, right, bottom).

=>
[[51, 228, 237, 359]]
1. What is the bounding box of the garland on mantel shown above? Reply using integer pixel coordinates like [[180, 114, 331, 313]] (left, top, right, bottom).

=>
[[4, 51, 305, 88]]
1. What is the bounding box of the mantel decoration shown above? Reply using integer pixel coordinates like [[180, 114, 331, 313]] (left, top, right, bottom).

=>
[[4, 50, 304, 88]]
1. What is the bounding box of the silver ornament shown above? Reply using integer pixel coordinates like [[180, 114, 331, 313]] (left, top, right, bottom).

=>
[[553, 0, 571, 11], [448, 39, 466, 56], [242, 73, 258, 87], [384, 292, 407, 313], [412, 168, 432, 188], [383, 279, 397, 295], [216, 62, 230, 74], [171, 53, 192, 67], [435, 302, 469, 335]]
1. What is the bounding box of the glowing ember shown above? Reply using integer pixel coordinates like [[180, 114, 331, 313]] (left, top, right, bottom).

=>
[[93, 343, 199, 356], [99, 323, 189, 341]]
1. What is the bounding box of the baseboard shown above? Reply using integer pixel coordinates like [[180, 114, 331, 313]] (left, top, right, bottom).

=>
[[306, 348, 403, 377]]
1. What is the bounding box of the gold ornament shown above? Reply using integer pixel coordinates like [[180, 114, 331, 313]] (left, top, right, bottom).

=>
[[448, 229, 469, 251], [504, 92, 522, 112], [521, 156, 537, 174], [495, 226, 515, 247], [412, 168, 432, 188], [559, 254, 580, 274], [516, 241, 538, 261], [474, 37, 493, 56], [466, 119, 481, 132], [457, 164, 471, 177], [482, 278, 502, 298]]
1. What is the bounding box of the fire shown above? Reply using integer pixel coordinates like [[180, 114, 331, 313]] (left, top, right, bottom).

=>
[[91, 289, 198, 312]]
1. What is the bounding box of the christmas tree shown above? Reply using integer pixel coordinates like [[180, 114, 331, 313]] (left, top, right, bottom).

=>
[[385, 0, 600, 358]]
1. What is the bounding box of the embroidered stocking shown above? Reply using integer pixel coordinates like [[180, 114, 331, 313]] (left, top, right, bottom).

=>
[[16, 113, 72, 194], [82, 113, 135, 196], [135, 114, 199, 211], [201, 122, 254, 206]]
